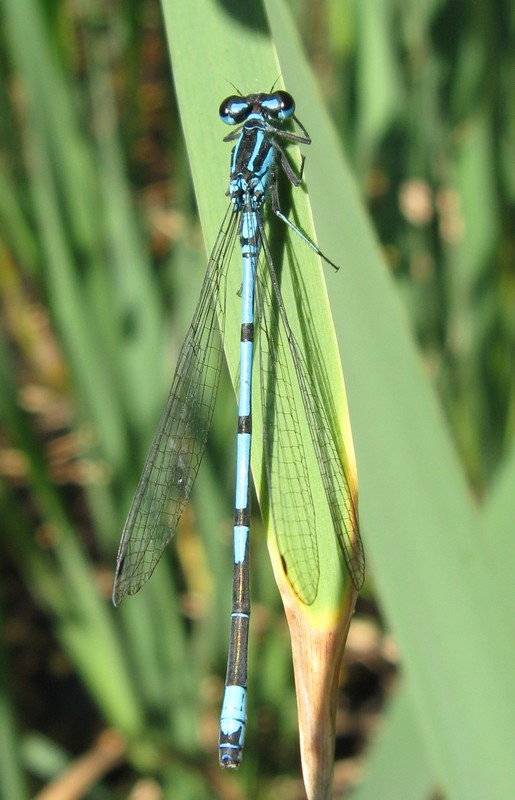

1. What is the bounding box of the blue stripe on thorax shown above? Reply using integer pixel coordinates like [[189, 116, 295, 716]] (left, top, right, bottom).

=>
[[230, 118, 275, 183]]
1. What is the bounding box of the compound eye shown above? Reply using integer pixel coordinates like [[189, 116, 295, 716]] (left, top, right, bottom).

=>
[[260, 91, 295, 121], [219, 96, 251, 125]]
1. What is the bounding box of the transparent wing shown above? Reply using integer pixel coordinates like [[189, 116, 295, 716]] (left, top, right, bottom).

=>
[[112, 207, 238, 605], [256, 253, 320, 605], [259, 226, 365, 599]]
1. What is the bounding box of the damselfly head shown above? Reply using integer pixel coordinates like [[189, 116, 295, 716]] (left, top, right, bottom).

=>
[[219, 91, 296, 126]]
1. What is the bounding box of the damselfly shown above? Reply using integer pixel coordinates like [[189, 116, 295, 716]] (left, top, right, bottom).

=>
[[112, 90, 365, 768]]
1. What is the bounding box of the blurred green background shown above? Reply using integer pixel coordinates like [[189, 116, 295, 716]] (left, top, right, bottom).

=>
[[0, 0, 514, 799]]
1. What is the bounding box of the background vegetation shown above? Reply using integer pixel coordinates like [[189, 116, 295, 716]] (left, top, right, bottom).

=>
[[0, 0, 513, 799]]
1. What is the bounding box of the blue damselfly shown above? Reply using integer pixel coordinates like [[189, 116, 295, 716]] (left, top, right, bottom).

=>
[[112, 90, 365, 768]]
